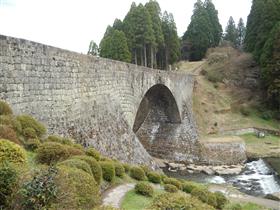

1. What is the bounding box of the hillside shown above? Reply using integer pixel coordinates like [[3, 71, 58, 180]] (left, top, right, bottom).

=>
[[177, 47, 280, 138]]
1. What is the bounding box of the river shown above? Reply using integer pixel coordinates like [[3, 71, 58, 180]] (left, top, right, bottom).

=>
[[163, 158, 280, 197]]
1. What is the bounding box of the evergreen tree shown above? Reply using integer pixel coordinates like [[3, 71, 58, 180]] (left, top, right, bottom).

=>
[[160, 11, 180, 69], [236, 18, 246, 49], [224, 16, 238, 47], [260, 22, 280, 109], [183, 0, 213, 61], [112, 19, 123, 31], [87, 40, 99, 56], [99, 29, 131, 63], [204, 0, 223, 47], [145, 0, 164, 68]]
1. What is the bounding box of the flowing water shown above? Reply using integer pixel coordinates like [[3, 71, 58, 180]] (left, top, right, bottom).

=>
[[164, 158, 280, 197]]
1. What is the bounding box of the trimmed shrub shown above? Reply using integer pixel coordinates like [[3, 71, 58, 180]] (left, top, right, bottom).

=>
[[0, 162, 18, 209], [182, 181, 199, 193], [147, 171, 161, 184], [100, 161, 115, 182], [114, 162, 125, 178], [0, 100, 13, 115], [122, 163, 131, 173], [73, 155, 102, 185], [85, 147, 101, 161], [21, 166, 58, 210], [0, 115, 22, 133], [58, 159, 92, 176], [17, 115, 46, 138], [214, 191, 228, 209], [191, 187, 209, 203], [164, 184, 178, 193], [130, 166, 146, 181], [135, 182, 153, 197], [0, 125, 21, 145], [53, 166, 101, 209], [66, 145, 85, 156], [140, 164, 151, 175], [207, 192, 217, 208], [36, 142, 69, 165], [45, 135, 73, 145], [25, 138, 41, 151], [147, 193, 215, 210], [0, 139, 26, 164], [23, 127, 37, 138], [163, 178, 182, 190]]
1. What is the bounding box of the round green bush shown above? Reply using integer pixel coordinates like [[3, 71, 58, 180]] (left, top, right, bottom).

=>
[[207, 192, 217, 208], [140, 164, 151, 175], [0, 125, 21, 145], [214, 191, 228, 209], [114, 162, 125, 178], [36, 142, 69, 165], [182, 181, 199, 193], [45, 135, 73, 145], [23, 127, 37, 138], [74, 155, 102, 184], [164, 184, 178, 193], [163, 177, 182, 190], [147, 171, 161, 184], [0, 162, 18, 208], [66, 145, 85, 157], [24, 138, 41, 151], [0, 115, 22, 133], [16, 115, 46, 138], [100, 161, 115, 182], [52, 166, 101, 209], [130, 166, 146, 181], [147, 192, 215, 210], [0, 100, 13, 115], [85, 147, 101, 161], [191, 187, 209, 203], [58, 159, 92, 176], [122, 163, 131, 173], [135, 182, 153, 197], [0, 139, 26, 164]]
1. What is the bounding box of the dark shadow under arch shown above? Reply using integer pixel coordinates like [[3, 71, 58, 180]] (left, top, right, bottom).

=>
[[133, 84, 181, 133]]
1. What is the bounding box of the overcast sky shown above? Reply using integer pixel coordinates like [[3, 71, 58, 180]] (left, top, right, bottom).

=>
[[0, 0, 252, 53]]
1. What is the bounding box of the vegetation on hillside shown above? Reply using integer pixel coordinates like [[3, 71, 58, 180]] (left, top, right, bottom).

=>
[[244, 0, 280, 110]]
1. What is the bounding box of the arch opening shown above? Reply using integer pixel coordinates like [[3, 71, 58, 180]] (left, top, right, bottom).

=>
[[133, 84, 182, 158]]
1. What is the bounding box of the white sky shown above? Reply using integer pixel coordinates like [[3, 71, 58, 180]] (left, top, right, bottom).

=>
[[0, 0, 252, 54]]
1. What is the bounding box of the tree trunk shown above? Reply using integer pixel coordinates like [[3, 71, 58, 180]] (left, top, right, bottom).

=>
[[141, 48, 144, 66], [165, 48, 168, 70], [134, 49, 137, 65], [144, 44, 147, 67], [150, 47, 153, 69]]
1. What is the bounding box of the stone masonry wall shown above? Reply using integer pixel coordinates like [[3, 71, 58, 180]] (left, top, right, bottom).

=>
[[0, 35, 198, 167]]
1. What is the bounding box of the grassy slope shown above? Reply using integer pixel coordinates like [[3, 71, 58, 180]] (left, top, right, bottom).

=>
[[177, 47, 279, 138]]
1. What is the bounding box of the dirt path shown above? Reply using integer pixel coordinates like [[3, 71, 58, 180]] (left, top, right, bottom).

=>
[[102, 183, 135, 208], [209, 185, 280, 210]]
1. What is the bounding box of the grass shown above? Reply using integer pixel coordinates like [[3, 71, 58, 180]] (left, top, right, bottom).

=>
[[26, 151, 36, 168], [241, 134, 280, 158], [121, 188, 164, 210], [224, 202, 268, 210]]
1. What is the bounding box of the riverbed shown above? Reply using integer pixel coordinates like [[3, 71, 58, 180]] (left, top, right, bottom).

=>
[[164, 158, 280, 197]]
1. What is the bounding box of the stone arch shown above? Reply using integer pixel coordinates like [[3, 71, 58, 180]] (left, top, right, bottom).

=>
[[133, 84, 181, 133]]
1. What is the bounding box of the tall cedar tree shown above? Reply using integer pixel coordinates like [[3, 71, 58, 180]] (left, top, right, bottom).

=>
[[99, 27, 131, 63], [260, 22, 280, 109], [183, 0, 214, 61], [236, 18, 246, 49], [204, 0, 223, 47], [224, 16, 238, 47], [160, 11, 181, 70], [145, 0, 164, 68], [244, 0, 280, 110]]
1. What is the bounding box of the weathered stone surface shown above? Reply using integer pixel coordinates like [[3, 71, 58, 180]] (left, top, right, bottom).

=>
[[0, 35, 199, 167]]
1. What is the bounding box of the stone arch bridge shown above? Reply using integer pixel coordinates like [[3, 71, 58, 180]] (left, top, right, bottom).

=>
[[0, 35, 199, 167]]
